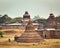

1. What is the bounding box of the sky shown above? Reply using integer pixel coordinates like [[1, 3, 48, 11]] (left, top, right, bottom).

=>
[[0, 0, 60, 19]]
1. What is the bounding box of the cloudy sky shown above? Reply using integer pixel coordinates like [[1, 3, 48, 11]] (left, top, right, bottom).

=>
[[0, 0, 60, 18]]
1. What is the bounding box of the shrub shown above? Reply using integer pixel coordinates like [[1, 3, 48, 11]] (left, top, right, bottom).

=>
[[0, 31, 4, 37]]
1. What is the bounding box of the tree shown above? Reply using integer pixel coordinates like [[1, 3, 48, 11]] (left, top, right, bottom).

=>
[[3, 14, 12, 23], [9, 19, 15, 24], [1, 14, 12, 24], [33, 15, 40, 21], [13, 17, 23, 23], [56, 16, 60, 23], [33, 17, 46, 24], [0, 31, 3, 37]]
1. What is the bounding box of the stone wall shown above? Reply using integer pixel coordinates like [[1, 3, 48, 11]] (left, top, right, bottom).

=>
[[38, 30, 60, 39], [1, 25, 25, 30], [0, 25, 38, 30]]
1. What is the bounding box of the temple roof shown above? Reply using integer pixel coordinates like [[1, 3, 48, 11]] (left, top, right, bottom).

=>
[[45, 28, 56, 30], [7, 22, 23, 25], [49, 13, 55, 19], [23, 11, 30, 16], [2, 22, 39, 25]]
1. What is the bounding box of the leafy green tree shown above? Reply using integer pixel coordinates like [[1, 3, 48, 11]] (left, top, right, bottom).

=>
[[2, 14, 12, 23], [0, 14, 12, 24]]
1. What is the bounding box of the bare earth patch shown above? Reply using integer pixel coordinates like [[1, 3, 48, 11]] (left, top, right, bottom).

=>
[[0, 33, 60, 48]]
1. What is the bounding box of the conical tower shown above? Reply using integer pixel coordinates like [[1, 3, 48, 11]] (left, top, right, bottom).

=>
[[15, 20, 43, 42], [25, 19, 35, 31]]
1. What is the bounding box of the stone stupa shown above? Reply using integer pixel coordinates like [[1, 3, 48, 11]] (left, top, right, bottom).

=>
[[46, 13, 57, 28], [14, 19, 43, 42]]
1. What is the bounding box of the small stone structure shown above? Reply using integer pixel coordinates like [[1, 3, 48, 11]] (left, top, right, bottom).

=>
[[37, 28, 60, 39]]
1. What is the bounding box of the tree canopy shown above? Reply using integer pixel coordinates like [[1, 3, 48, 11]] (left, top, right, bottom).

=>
[[0, 14, 23, 24]]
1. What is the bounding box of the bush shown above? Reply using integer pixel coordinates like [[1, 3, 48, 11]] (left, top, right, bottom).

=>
[[0, 31, 3, 37]]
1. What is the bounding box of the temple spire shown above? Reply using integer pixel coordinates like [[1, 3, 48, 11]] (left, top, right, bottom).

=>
[[46, 13, 57, 28], [23, 11, 30, 23]]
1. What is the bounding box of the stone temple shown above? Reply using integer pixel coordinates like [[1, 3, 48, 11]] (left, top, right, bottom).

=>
[[14, 19, 43, 42], [0, 11, 60, 41], [46, 13, 57, 28]]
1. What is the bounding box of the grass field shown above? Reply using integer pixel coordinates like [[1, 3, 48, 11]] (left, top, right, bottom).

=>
[[0, 34, 60, 48], [0, 39, 60, 48]]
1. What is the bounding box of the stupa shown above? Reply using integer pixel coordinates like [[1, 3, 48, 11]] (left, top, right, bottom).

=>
[[14, 19, 43, 42], [46, 13, 57, 28]]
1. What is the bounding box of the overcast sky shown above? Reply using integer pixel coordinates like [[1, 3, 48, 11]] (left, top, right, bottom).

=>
[[0, 0, 60, 18]]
